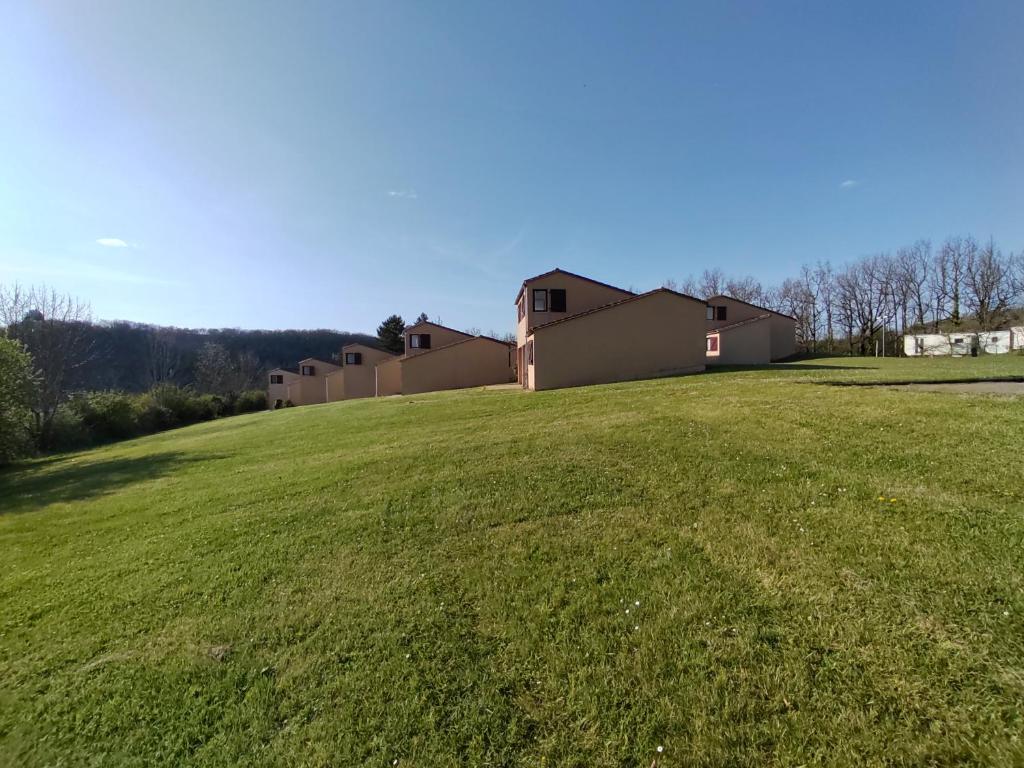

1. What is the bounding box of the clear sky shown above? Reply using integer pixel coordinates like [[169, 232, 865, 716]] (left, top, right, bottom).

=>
[[2, 1, 1022, 335]]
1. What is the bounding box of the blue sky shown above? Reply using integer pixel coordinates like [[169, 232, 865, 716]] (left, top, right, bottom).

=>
[[2, 1, 1022, 335]]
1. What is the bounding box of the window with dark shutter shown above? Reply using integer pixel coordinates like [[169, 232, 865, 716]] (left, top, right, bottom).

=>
[[270, 374, 283, 384], [301, 365, 315, 376], [420, 334, 431, 349], [532, 289, 548, 312], [716, 306, 727, 321], [354, 352, 362, 364], [549, 289, 566, 312]]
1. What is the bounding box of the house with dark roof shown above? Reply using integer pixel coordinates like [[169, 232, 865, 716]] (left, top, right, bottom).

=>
[[375, 320, 515, 396], [515, 268, 707, 390], [704, 295, 796, 364]]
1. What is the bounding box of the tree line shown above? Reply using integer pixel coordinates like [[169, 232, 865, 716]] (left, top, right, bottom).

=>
[[0, 283, 378, 460], [666, 235, 1024, 355]]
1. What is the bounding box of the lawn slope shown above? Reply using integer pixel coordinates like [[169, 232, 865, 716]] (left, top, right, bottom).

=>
[[2, 357, 1024, 766]]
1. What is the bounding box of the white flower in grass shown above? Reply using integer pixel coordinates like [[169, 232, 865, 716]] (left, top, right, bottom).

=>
[[635, 601, 640, 606], [657, 745, 664, 753]]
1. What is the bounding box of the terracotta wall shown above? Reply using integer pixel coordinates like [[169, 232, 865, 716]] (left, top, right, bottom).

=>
[[338, 344, 395, 399]]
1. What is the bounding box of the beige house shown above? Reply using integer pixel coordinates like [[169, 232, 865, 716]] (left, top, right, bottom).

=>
[[273, 357, 340, 406], [705, 295, 796, 365], [325, 343, 396, 401], [516, 269, 707, 390], [375, 320, 515, 396], [267, 366, 300, 408]]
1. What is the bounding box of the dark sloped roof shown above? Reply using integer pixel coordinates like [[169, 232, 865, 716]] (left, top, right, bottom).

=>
[[707, 294, 797, 321], [529, 288, 706, 333], [402, 320, 474, 337], [514, 268, 634, 304], [707, 313, 772, 334], [400, 334, 513, 362]]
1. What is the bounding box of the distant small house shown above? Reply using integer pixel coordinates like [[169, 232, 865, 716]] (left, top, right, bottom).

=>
[[904, 328, 1024, 357], [281, 357, 340, 406], [267, 366, 300, 409], [375, 321, 515, 396], [704, 296, 797, 365], [325, 343, 396, 401]]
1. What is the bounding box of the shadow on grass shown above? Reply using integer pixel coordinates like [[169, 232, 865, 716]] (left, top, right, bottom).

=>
[[0, 452, 219, 516], [702, 363, 877, 374], [819, 375, 1024, 387]]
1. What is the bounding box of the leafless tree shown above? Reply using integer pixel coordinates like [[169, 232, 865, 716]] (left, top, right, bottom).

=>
[[0, 284, 94, 446], [724, 275, 765, 305], [964, 238, 1015, 329], [898, 240, 931, 329], [698, 268, 726, 298], [194, 342, 264, 395], [814, 261, 835, 352], [145, 328, 181, 386]]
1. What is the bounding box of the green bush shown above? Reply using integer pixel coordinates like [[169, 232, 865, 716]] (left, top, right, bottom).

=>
[[68, 392, 139, 443], [0, 337, 38, 464], [235, 390, 267, 414], [48, 407, 91, 452]]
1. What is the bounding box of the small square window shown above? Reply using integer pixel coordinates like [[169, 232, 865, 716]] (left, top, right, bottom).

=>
[[270, 374, 283, 384], [345, 352, 362, 365], [301, 365, 315, 376], [532, 288, 548, 312]]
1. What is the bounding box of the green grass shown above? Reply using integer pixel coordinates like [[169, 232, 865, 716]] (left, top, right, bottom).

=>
[[2, 356, 1024, 766]]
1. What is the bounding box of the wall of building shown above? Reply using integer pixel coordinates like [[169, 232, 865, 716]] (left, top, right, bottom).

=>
[[769, 314, 797, 360], [375, 357, 403, 396], [325, 370, 345, 402], [905, 330, 1023, 357], [404, 322, 471, 357], [339, 344, 395, 399], [707, 320, 772, 366], [516, 272, 633, 348], [400, 337, 515, 394], [267, 372, 299, 408], [530, 290, 705, 391], [705, 296, 764, 330]]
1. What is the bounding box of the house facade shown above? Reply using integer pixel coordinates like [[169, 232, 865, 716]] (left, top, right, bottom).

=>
[[516, 269, 707, 391], [704, 295, 797, 365], [375, 321, 515, 396], [267, 366, 300, 408], [326, 343, 397, 401], [281, 357, 340, 406]]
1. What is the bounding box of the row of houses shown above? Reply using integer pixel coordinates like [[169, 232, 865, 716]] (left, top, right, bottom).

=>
[[268, 268, 797, 406]]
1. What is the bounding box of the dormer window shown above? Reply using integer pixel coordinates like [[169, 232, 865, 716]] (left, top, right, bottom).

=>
[[409, 333, 431, 350], [344, 352, 362, 365], [532, 289, 548, 312], [301, 365, 315, 376]]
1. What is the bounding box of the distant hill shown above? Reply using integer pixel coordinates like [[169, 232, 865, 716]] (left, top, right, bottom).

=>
[[73, 321, 382, 392]]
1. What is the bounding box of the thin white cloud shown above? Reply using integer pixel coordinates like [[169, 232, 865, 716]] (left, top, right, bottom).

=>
[[839, 179, 859, 189], [96, 237, 129, 247], [387, 189, 418, 199]]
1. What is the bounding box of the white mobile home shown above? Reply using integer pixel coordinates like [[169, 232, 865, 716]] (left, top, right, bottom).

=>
[[904, 327, 1023, 357]]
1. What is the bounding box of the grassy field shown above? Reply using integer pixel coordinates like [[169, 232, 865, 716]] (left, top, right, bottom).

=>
[[2, 356, 1023, 766]]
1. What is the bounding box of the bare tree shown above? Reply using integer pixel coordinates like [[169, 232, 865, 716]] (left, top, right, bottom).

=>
[[898, 240, 931, 329], [145, 328, 181, 386], [194, 342, 264, 395], [964, 238, 1015, 330], [698, 268, 726, 298], [814, 261, 835, 352], [0, 284, 94, 446], [724, 275, 765, 305]]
